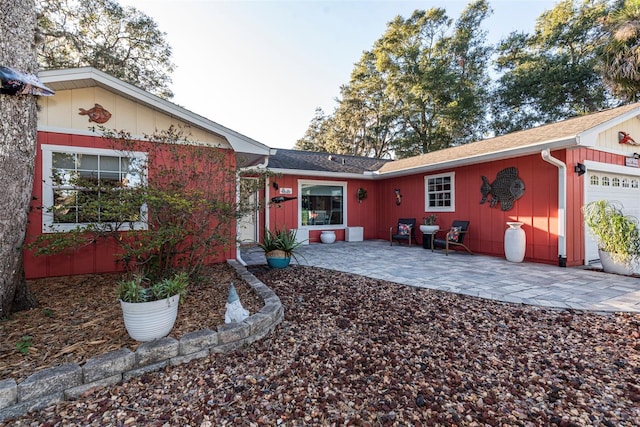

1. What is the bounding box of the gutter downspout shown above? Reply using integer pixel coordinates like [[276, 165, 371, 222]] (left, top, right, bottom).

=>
[[541, 149, 567, 267], [235, 155, 270, 266]]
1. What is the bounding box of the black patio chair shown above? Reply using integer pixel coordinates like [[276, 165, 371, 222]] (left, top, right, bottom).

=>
[[389, 218, 417, 246], [432, 220, 473, 255]]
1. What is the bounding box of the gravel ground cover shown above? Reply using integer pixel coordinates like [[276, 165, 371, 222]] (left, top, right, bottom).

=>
[[0, 264, 262, 383], [3, 265, 640, 426]]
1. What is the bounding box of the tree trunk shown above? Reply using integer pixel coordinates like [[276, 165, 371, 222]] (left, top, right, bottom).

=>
[[0, 0, 39, 317]]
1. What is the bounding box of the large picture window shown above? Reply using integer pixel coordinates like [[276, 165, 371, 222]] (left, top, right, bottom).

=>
[[299, 180, 346, 227], [42, 145, 147, 232], [424, 172, 455, 212]]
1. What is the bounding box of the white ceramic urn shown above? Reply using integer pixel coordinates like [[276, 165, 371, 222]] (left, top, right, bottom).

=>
[[504, 222, 526, 263], [320, 230, 336, 244]]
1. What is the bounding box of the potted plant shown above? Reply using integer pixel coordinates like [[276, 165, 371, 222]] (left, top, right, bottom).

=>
[[357, 187, 367, 203], [420, 214, 439, 234], [582, 200, 640, 275], [117, 272, 189, 341], [257, 227, 305, 268]]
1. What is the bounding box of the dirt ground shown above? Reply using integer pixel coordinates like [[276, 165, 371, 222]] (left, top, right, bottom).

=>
[[0, 263, 263, 384]]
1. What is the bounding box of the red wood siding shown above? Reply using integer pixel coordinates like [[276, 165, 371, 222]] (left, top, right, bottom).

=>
[[265, 175, 380, 243], [375, 154, 561, 263], [264, 156, 562, 263], [24, 132, 236, 279], [252, 148, 637, 268]]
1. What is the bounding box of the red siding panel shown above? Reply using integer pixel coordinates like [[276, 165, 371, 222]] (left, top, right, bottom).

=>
[[24, 132, 236, 279]]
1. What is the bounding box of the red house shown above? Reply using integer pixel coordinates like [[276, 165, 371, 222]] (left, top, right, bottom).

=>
[[26, 68, 271, 279], [26, 68, 640, 278], [254, 104, 640, 269]]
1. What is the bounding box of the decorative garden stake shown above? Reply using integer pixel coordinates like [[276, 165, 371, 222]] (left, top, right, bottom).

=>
[[225, 282, 249, 324], [480, 167, 525, 211]]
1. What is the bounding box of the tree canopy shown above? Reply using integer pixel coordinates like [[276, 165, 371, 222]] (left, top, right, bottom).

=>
[[599, 0, 640, 101], [37, 0, 175, 99], [298, 0, 640, 158], [296, 0, 493, 158], [492, 0, 615, 134]]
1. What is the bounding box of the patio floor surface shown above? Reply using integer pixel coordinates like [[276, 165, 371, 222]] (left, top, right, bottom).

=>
[[241, 240, 640, 313]]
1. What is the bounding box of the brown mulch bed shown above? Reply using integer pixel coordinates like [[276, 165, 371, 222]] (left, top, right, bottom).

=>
[[0, 263, 263, 384], [3, 264, 640, 426]]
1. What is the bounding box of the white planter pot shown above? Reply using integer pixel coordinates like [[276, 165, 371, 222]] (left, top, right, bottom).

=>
[[120, 294, 180, 342], [419, 225, 440, 234], [320, 230, 336, 244], [598, 249, 637, 275], [504, 222, 526, 263]]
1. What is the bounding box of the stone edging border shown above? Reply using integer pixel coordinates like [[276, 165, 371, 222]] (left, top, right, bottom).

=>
[[0, 260, 282, 423]]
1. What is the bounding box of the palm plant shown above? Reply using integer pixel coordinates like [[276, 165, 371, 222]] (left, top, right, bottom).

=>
[[257, 227, 305, 261]]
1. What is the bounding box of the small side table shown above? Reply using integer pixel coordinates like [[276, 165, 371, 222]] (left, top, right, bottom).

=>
[[419, 225, 440, 250]]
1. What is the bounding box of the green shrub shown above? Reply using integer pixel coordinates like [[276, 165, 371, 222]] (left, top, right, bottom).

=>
[[117, 272, 189, 303], [583, 200, 640, 265]]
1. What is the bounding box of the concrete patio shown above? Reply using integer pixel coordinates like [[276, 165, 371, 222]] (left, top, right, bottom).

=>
[[241, 240, 640, 313]]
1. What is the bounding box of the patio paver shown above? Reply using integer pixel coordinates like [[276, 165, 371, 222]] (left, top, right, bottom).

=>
[[241, 240, 640, 313]]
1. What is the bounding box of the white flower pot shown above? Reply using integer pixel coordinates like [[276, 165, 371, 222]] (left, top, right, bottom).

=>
[[320, 230, 336, 244], [120, 294, 180, 342], [419, 225, 439, 234], [598, 249, 637, 275], [504, 222, 526, 263]]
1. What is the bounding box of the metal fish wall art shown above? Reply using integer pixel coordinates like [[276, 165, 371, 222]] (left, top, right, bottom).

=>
[[78, 103, 112, 124], [480, 167, 525, 211]]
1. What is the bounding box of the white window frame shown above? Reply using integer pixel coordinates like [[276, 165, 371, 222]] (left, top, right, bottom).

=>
[[424, 172, 455, 212], [298, 179, 347, 229], [41, 144, 148, 233]]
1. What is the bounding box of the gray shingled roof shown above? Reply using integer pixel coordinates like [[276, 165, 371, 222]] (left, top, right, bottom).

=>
[[268, 149, 392, 174]]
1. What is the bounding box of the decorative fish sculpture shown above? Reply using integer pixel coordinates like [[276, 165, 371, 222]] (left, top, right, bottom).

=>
[[480, 167, 525, 211], [78, 103, 112, 124]]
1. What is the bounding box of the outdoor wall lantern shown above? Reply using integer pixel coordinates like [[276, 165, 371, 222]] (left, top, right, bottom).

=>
[[574, 163, 586, 176], [0, 65, 54, 96], [394, 189, 402, 206]]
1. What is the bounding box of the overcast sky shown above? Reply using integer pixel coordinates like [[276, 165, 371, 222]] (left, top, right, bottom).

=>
[[118, 0, 559, 149]]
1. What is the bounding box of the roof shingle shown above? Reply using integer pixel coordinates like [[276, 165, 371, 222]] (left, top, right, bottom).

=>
[[268, 149, 392, 174]]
